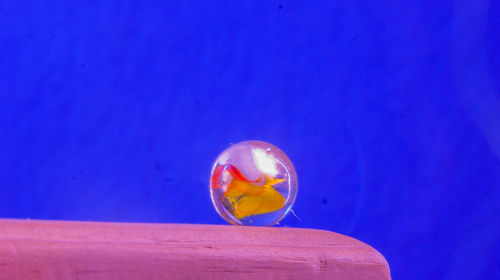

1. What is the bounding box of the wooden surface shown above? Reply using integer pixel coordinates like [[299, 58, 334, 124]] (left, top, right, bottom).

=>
[[0, 219, 390, 280]]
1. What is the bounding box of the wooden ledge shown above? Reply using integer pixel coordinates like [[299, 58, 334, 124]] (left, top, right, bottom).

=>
[[0, 219, 390, 279]]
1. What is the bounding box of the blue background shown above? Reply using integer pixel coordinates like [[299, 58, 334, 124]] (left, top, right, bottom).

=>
[[1, 1, 499, 279]]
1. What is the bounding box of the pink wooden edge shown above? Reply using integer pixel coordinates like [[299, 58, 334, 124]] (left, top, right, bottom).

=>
[[0, 219, 390, 280]]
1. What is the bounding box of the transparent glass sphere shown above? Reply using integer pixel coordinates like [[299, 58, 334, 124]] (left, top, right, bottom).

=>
[[209, 141, 298, 226]]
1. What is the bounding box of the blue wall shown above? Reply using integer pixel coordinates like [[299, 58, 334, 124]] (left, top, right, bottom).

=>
[[1, 1, 499, 279]]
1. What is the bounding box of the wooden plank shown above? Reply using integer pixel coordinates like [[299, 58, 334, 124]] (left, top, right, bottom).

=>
[[0, 219, 390, 279]]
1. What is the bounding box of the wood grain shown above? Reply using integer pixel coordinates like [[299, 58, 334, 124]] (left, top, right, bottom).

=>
[[0, 219, 390, 279]]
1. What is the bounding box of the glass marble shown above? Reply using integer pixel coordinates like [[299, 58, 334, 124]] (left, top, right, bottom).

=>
[[209, 140, 298, 226]]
